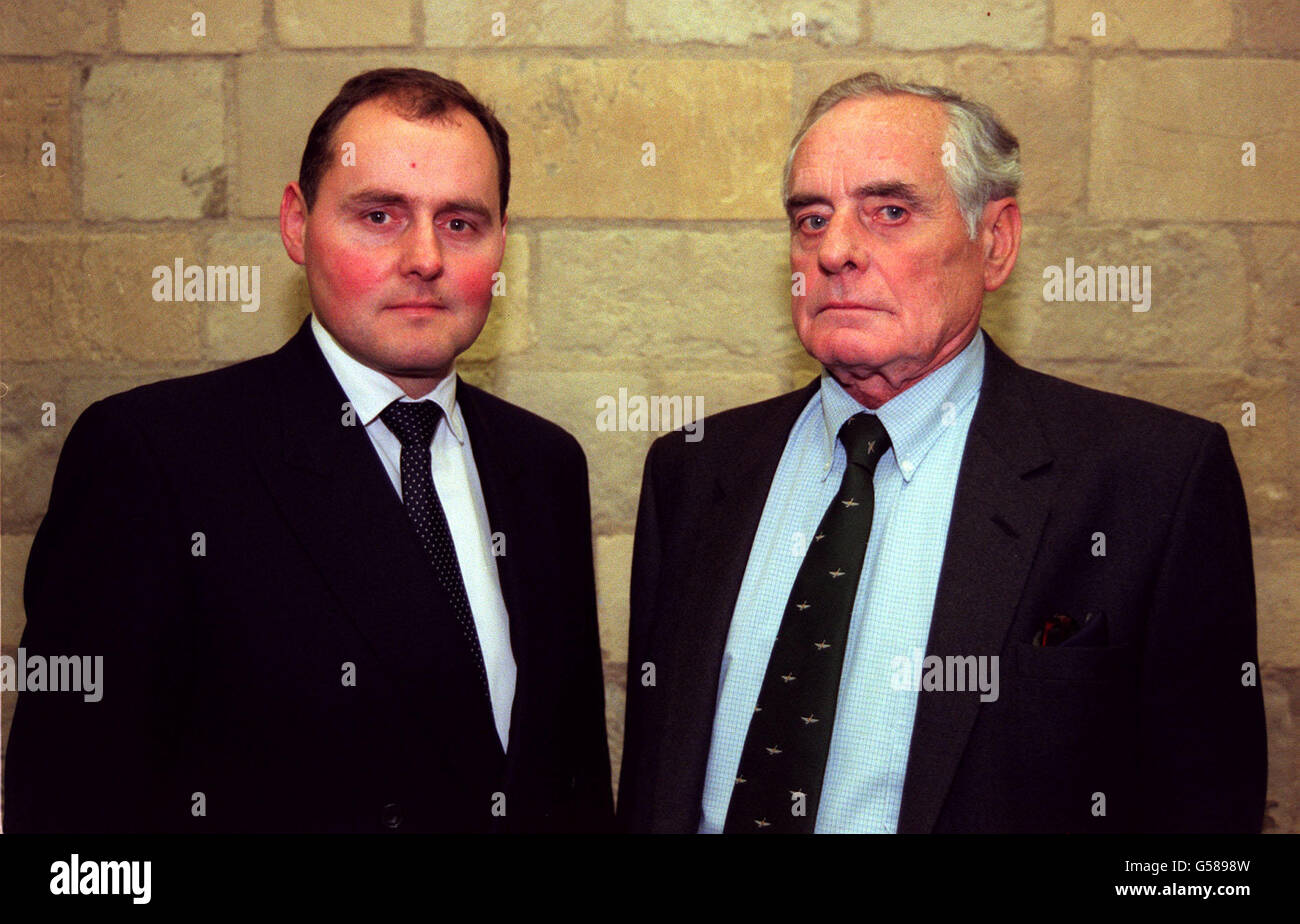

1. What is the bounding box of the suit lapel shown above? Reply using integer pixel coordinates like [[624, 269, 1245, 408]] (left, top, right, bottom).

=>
[[253, 324, 505, 783], [897, 332, 1056, 833], [652, 382, 820, 830]]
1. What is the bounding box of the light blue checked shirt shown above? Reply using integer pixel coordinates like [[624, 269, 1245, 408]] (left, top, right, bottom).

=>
[[698, 332, 985, 833]]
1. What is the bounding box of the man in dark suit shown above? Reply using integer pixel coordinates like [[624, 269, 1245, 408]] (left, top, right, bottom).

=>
[[619, 72, 1266, 833], [5, 68, 613, 833]]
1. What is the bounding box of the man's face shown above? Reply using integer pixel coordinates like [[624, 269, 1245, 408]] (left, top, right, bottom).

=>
[[786, 94, 1007, 401], [281, 99, 505, 394]]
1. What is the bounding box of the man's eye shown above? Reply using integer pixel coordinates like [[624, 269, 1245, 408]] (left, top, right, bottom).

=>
[[879, 206, 908, 222], [365, 210, 390, 224], [799, 214, 828, 231], [447, 218, 471, 232]]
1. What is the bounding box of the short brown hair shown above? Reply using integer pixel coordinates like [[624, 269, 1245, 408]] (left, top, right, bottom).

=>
[[298, 68, 510, 216]]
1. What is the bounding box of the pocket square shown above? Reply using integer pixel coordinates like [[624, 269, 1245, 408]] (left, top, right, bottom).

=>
[[1033, 610, 1105, 647]]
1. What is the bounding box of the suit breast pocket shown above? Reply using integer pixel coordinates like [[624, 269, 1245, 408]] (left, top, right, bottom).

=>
[[1011, 642, 1137, 686]]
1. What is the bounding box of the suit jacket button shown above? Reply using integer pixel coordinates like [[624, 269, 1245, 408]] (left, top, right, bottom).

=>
[[381, 803, 402, 829]]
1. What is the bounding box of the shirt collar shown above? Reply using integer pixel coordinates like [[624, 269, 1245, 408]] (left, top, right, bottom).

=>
[[310, 314, 466, 444], [818, 331, 984, 483]]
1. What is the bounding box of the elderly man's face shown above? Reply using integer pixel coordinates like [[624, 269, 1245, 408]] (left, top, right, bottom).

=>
[[281, 99, 505, 396], [787, 94, 1010, 404]]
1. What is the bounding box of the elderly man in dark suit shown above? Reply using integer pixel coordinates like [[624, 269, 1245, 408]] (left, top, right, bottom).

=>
[[5, 68, 612, 833], [619, 72, 1265, 834]]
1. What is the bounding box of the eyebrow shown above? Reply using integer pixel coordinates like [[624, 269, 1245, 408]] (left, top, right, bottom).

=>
[[784, 181, 930, 218], [340, 189, 495, 221]]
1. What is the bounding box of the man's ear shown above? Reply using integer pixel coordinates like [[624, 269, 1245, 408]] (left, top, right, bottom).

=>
[[499, 210, 508, 245], [980, 197, 1021, 292], [280, 182, 309, 266]]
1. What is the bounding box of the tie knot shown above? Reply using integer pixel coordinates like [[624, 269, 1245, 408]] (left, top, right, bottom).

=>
[[838, 413, 890, 471], [380, 400, 443, 449]]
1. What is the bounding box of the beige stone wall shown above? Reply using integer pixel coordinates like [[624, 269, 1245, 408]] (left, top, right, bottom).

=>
[[1, 0, 1295, 831]]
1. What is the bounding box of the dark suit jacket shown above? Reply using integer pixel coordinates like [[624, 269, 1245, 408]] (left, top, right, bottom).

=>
[[5, 320, 613, 833], [619, 331, 1266, 833]]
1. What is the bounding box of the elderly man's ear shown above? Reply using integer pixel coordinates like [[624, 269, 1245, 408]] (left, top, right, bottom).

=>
[[981, 197, 1021, 292]]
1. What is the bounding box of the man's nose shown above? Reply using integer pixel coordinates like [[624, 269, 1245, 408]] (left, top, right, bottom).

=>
[[401, 217, 443, 279], [817, 212, 868, 276]]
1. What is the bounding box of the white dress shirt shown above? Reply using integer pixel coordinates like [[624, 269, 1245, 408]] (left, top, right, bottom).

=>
[[311, 316, 516, 749]]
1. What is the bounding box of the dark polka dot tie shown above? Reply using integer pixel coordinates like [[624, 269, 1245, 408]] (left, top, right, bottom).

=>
[[723, 412, 891, 833], [380, 400, 489, 698]]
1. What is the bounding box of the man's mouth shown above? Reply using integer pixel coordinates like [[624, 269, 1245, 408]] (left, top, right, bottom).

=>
[[819, 301, 887, 313], [386, 301, 446, 311]]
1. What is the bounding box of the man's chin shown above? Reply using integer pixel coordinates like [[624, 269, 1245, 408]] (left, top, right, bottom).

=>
[[804, 332, 892, 376], [386, 356, 456, 377], [369, 346, 459, 385]]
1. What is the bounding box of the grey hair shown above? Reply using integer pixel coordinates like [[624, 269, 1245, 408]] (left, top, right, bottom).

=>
[[783, 72, 1022, 239]]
